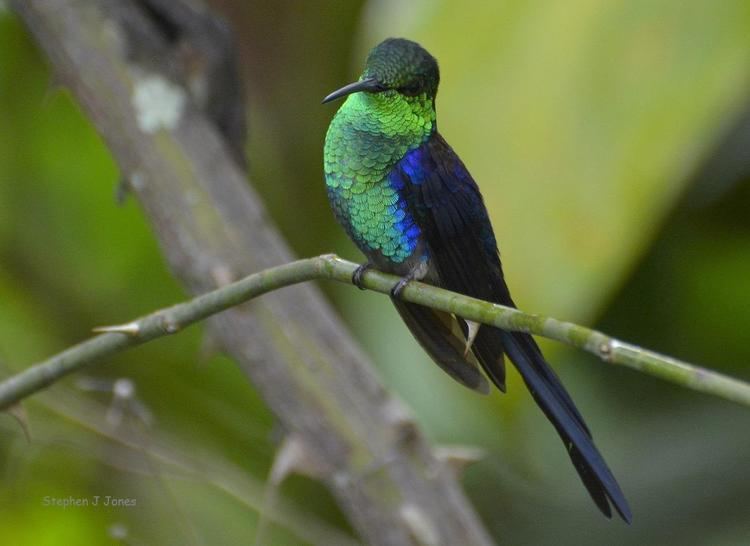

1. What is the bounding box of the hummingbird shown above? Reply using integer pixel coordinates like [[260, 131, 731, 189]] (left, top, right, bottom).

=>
[[323, 38, 631, 522]]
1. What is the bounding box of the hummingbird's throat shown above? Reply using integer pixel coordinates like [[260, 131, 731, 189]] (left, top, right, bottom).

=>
[[344, 91, 436, 141]]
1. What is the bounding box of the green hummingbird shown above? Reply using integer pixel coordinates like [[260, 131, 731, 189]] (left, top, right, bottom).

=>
[[323, 37, 630, 522]]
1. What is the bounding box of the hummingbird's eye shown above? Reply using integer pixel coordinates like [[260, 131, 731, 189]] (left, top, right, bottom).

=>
[[398, 80, 423, 96]]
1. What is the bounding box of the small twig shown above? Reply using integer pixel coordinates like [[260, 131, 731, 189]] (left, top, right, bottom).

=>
[[1, 254, 748, 410]]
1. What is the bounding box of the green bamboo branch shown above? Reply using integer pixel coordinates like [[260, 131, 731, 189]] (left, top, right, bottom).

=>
[[1, 253, 748, 410]]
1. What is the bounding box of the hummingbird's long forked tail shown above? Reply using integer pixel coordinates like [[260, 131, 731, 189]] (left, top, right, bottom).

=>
[[495, 330, 633, 523], [392, 296, 631, 521]]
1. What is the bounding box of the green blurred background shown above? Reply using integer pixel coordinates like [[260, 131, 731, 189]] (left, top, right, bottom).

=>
[[1, 0, 749, 544]]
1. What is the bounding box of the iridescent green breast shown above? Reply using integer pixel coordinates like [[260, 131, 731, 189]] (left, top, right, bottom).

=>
[[324, 91, 434, 263]]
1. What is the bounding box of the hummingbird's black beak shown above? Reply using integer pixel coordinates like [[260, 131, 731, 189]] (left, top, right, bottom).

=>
[[322, 77, 382, 104]]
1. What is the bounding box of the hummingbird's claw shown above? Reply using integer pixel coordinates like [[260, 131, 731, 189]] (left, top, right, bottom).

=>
[[390, 277, 410, 298], [352, 263, 373, 290], [463, 320, 481, 356]]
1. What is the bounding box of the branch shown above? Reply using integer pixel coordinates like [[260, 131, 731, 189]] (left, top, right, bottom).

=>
[[2, 255, 748, 410], [11, 1, 494, 544]]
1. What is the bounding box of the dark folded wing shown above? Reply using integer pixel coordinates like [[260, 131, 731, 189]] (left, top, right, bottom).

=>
[[394, 132, 514, 388], [394, 132, 587, 421], [394, 132, 508, 304], [392, 299, 490, 394]]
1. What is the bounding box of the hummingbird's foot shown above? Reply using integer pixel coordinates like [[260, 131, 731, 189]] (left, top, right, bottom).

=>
[[352, 262, 373, 290], [390, 277, 411, 298], [391, 259, 429, 298], [463, 320, 481, 356]]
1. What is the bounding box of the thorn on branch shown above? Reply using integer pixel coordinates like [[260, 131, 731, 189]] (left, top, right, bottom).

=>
[[160, 315, 180, 334], [270, 434, 328, 483], [92, 322, 141, 336], [7, 403, 32, 443], [434, 445, 486, 476], [76, 376, 153, 427], [399, 503, 439, 546], [253, 434, 326, 546], [382, 397, 420, 447]]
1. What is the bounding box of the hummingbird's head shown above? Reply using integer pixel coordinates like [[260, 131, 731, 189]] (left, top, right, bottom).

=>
[[323, 38, 440, 105]]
